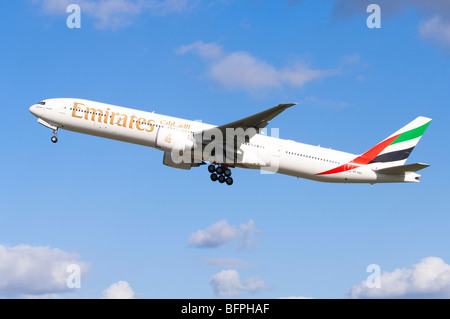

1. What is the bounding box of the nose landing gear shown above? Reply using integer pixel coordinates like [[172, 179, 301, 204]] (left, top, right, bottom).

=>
[[51, 129, 58, 143], [208, 164, 233, 185]]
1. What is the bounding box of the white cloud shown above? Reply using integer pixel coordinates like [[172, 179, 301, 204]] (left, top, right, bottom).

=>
[[200, 257, 255, 268], [0, 244, 89, 297], [300, 95, 351, 110], [33, 0, 72, 13], [148, 0, 194, 15], [209, 269, 265, 297], [19, 293, 64, 299], [419, 16, 450, 52], [175, 41, 224, 59], [101, 281, 136, 299], [333, 0, 450, 18], [86, 0, 142, 29], [209, 51, 281, 90], [346, 257, 450, 298], [176, 41, 341, 92], [188, 219, 259, 249], [331, 0, 450, 53], [33, 0, 197, 29]]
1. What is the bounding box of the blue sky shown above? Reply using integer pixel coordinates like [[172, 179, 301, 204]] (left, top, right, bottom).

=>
[[1, 0, 450, 299]]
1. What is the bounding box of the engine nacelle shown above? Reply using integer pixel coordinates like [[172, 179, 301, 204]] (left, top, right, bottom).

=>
[[162, 151, 205, 170], [163, 151, 193, 170], [156, 128, 195, 153]]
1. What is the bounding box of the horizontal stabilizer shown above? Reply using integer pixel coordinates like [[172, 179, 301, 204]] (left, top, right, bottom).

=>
[[374, 163, 430, 175]]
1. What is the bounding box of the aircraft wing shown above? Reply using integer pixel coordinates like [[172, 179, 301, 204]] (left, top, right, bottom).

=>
[[203, 103, 296, 133], [198, 103, 296, 138], [195, 103, 296, 163]]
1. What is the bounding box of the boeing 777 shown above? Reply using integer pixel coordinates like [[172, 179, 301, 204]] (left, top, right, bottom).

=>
[[29, 98, 431, 185]]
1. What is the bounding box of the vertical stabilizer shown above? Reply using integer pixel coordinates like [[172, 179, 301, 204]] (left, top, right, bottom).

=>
[[367, 116, 431, 168], [350, 116, 432, 169]]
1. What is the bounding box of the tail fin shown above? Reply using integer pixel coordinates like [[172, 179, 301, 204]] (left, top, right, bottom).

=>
[[352, 116, 432, 169]]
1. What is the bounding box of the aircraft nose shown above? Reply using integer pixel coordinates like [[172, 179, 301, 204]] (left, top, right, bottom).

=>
[[29, 104, 39, 117]]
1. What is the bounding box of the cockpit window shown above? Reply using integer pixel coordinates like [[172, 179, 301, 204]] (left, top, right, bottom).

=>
[[38, 101, 46, 105]]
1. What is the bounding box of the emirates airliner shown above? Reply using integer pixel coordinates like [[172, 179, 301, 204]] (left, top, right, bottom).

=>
[[29, 98, 431, 186]]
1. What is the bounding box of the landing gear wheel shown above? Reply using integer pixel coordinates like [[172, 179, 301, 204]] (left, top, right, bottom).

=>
[[208, 164, 233, 185], [51, 136, 58, 143], [216, 166, 224, 175], [208, 164, 216, 173]]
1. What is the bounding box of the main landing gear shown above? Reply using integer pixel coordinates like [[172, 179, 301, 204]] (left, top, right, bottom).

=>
[[208, 164, 233, 185], [51, 129, 58, 143]]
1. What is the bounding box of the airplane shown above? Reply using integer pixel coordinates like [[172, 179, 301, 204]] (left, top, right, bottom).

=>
[[29, 98, 431, 186]]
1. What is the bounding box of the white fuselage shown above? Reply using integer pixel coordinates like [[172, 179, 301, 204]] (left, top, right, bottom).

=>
[[29, 98, 412, 184]]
